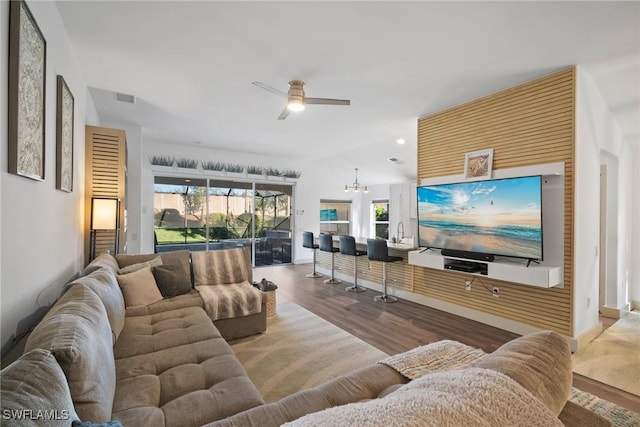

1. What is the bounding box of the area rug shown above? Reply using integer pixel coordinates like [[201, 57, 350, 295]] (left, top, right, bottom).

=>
[[570, 388, 640, 426], [229, 302, 388, 402], [573, 311, 640, 396], [230, 302, 639, 426]]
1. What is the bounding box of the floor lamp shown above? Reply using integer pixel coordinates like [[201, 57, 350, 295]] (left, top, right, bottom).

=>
[[89, 197, 120, 261]]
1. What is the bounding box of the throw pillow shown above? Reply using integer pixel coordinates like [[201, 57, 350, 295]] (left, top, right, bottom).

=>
[[1, 349, 79, 427], [117, 256, 162, 275], [116, 266, 163, 308], [151, 263, 192, 297]]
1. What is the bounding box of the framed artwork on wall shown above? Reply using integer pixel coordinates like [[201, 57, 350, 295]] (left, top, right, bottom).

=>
[[8, 0, 47, 181], [464, 148, 494, 180], [56, 75, 74, 192]]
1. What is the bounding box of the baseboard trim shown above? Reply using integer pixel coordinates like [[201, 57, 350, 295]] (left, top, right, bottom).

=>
[[574, 322, 603, 352], [600, 303, 632, 319]]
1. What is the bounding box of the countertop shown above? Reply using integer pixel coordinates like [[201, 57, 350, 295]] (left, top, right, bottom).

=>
[[329, 235, 418, 251]]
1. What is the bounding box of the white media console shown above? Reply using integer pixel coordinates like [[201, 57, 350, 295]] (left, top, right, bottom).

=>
[[408, 249, 562, 288], [412, 161, 565, 289]]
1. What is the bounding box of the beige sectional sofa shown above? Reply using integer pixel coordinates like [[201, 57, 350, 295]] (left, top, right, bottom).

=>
[[1, 248, 267, 426], [1, 248, 611, 426]]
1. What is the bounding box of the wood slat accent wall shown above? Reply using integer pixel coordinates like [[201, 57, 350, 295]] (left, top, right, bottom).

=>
[[416, 68, 575, 336], [84, 126, 127, 265]]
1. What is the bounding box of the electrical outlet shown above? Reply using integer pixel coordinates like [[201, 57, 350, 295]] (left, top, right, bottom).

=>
[[492, 287, 500, 297], [465, 280, 472, 291]]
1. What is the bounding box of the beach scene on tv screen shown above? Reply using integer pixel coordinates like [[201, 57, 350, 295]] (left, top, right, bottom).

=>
[[418, 176, 542, 259]]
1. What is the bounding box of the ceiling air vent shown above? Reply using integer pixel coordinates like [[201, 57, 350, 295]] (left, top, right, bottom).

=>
[[115, 92, 136, 104]]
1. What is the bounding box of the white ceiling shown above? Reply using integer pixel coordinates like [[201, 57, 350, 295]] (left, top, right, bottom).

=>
[[56, 1, 640, 184]]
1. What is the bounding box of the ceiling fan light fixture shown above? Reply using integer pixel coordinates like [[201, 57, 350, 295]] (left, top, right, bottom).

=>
[[287, 97, 305, 112], [253, 79, 350, 120]]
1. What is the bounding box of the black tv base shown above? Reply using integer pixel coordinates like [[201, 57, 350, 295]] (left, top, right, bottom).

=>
[[444, 259, 488, 275]]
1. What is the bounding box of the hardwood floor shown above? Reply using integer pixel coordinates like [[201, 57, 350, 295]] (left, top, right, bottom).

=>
[[257, 263, 640, 413]]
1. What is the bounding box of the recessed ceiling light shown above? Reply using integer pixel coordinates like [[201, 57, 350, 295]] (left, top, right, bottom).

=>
[[388, 157, 399, 163], [185, 179, 191, 183], [396, 138, 406, 145]]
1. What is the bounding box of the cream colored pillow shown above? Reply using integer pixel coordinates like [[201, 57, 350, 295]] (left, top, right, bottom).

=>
[[117, 266, 163, 308], [117, 255, 162, 275]]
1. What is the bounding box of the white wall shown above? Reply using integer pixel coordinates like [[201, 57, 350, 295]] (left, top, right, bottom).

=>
[[0, 1, 98, 356], [574, 66, 635, 336], [627, 143, 640, 307]]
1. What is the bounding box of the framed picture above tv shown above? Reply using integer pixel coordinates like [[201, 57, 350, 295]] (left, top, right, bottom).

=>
[[464, 148, 493, 180], [417, 175, 543, 261]]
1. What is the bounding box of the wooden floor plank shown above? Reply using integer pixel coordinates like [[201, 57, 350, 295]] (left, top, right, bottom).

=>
[[259, 263, 640, 412]]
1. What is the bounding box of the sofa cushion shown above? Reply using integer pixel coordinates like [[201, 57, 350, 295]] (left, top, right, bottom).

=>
[[118, 256, 162, 275], [0, 349, 79, 427], [114, 307, 220, 359], [70, 268, 125, 344], [283, 368, 562, 427], [470, 330, 572, 416], [116, 251, 191, 286], [112, 306, 264, 427], [152, 263, 192, 297], [124, 290, 203, 317], [80, 253, 120, 278], [117, 266, 164, 308], [191, 249, 252, 286], [24, 285, 116, 423]]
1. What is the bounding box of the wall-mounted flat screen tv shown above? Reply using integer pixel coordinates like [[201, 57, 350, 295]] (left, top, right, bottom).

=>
[[417, 175, 543, 260]]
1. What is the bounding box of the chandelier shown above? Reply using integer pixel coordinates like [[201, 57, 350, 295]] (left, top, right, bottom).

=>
[[344, 168, 368, 193]]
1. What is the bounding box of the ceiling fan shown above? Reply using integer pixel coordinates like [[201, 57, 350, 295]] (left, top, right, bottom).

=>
[[252, 80, 350, 120]]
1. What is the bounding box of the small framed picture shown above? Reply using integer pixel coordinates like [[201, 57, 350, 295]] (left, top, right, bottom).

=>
[[464, 148, 493, 180], [56, 75, 74, 192]]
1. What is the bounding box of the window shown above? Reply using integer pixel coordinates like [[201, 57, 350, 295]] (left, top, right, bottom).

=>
[[372, 200, 389, 239], [319, 200, 351, 236], [153, 176, 293, 266]]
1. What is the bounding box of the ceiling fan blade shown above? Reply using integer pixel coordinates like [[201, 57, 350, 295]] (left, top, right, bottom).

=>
[[277, 107, 290, 120], [305, 97, 351, 106], [252, 81, 288, 98]]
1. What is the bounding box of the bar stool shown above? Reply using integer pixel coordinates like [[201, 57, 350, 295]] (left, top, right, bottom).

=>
[[319, 234, 342, 285], [302, 231, 322, 278], [367, 238, 403, 303], [339, 236, 367, 293]]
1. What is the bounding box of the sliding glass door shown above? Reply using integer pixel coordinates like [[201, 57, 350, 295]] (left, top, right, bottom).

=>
[[153, 176, 293, 266]]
